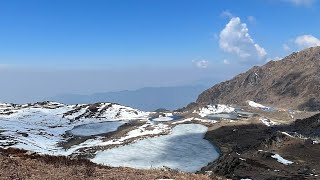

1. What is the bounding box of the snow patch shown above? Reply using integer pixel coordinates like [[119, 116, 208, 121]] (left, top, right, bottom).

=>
[[281, 132, 294, 138], [248, 101, 266, 108], [124, 123, 170, 139], [260, 118, 278, 127], [171, 118, 194, 124], [152, 116, 175, 122], [171, 118, 218, 124], [271, 154, 294, 165], [194, 104, 235, 117]]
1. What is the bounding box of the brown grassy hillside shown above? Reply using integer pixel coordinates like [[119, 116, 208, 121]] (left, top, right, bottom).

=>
[[0, 148, 213, 180], [196, 46, 320, 111]]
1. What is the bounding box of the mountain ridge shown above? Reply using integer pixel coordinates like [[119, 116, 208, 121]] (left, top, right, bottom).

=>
[[49, 85, 208, 111], [194, 46, 320, 111]]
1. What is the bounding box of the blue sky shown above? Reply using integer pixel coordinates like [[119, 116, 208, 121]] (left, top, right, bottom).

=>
[[0, 0, 319, 102]]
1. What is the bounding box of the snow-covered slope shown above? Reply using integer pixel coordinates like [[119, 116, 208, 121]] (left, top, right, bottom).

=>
[[0, 101, 149, 155], [63, 102, 149, 120], [0, 103, 16, 115], [0, 101, 149, 121], [194, 104, 235, 117], [0, 101, 219, 172]]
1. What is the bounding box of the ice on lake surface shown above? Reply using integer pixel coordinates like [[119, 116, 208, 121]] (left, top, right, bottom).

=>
[[92, 124, 219, 172], [206, 113, 239, 120], [68, 121, 126, 136]]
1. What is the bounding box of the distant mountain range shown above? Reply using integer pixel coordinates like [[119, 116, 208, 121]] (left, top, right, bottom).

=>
[[50, 85, 208, 111], [194, 46, 320, 111]]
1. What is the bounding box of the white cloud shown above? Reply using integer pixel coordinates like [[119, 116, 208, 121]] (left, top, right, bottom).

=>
[[223, 59, 230, 64], [192, 60, 209, 69], [283, 0, 315, 6], [283, 43, 291, 51], [294, 35, 320, 49], [219, 17, 267, 63]]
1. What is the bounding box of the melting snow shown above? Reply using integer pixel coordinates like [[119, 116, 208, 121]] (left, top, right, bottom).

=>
[[248, 101, 266, 108], [92, 124, 219, 172], [151, 116, 175, 122], [260, 118, 278, 127], [123, 122, 170, 139], [171, 118, 218, 124], [151, 116, 183, 122], [0, 102, 149, 155], [150, 113, 183, 122], [0, 102, 220, 171], [271, 154, 294, 165], [195, 104, 235, 117], [281, 132, 294, 138]]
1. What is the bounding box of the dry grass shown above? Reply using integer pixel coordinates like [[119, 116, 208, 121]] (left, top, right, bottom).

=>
[[0, 148, 213, 180]]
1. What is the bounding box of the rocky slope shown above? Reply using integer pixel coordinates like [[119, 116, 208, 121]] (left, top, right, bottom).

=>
[[196, 46, 320, 111], [202, 113, 320, 179]]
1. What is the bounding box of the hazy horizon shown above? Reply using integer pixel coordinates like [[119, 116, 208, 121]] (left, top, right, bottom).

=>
[[1, 0, 319, 103]]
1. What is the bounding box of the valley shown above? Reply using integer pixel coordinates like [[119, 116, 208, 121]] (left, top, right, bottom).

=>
[[1, 98, 319, 179], [2, 0, 320, 179], [1, 47, 320, 179]]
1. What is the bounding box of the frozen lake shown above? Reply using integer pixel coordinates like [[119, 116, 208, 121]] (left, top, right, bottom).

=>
[[206, 113, 239, 120], [92, 124, 219, 172], [68, 121, 126, 136]]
